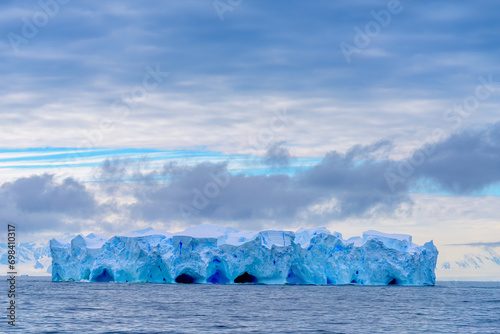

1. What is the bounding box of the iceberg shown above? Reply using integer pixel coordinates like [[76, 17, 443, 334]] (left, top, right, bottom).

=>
[[50, 224, 438, 285]]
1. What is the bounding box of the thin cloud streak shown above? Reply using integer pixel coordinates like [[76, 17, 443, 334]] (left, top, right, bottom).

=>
[[447, 242, 500, 247]]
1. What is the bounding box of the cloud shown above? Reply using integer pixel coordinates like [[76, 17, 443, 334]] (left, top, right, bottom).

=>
[[414, 122, 500, 194], [0, 174, 97, 216], [103, 140, 410, 226], [2, 0, 500, 157], [101, 123, 500, 227], [0, 174, 98, 233], [128, 163, 310, 224], [448, 242, 500, 247], [262, 141, 291, 167], [2, 122, 500, 236], [300, 142, 408, 218]]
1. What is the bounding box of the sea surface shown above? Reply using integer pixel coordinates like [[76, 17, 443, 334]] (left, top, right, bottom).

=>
[[1, 277, 499, 333]]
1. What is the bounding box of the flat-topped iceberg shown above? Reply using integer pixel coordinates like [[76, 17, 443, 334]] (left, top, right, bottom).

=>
[[50, 224, 438, 285]]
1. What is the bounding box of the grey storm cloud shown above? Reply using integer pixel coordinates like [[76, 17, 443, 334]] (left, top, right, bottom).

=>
[[127, 163, 311, 223], [299, 140, 407, 218], [0, 174, 98, 233], [111, 140, 409, 224], [413, 122, 500, 194]]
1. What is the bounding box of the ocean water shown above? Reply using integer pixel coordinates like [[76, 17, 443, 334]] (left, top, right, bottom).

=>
[[1, 277, 499, 333]]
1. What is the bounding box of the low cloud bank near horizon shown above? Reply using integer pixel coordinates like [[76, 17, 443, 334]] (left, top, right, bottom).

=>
[[447, 242, 500, 247], [2, 122, 500, 236]]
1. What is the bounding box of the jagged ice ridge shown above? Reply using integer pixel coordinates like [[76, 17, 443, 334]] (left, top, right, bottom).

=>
[[50, 225, 438, 285]]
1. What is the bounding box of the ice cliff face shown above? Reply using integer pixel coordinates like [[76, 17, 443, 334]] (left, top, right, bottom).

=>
[[50, 225, 438, 285]]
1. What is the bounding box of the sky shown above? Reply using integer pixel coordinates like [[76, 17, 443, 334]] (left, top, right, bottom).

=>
[[1, 0, 500, 277]]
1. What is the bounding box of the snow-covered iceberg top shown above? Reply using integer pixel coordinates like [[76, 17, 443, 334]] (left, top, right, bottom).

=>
[[50, 224, 438, 285]]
